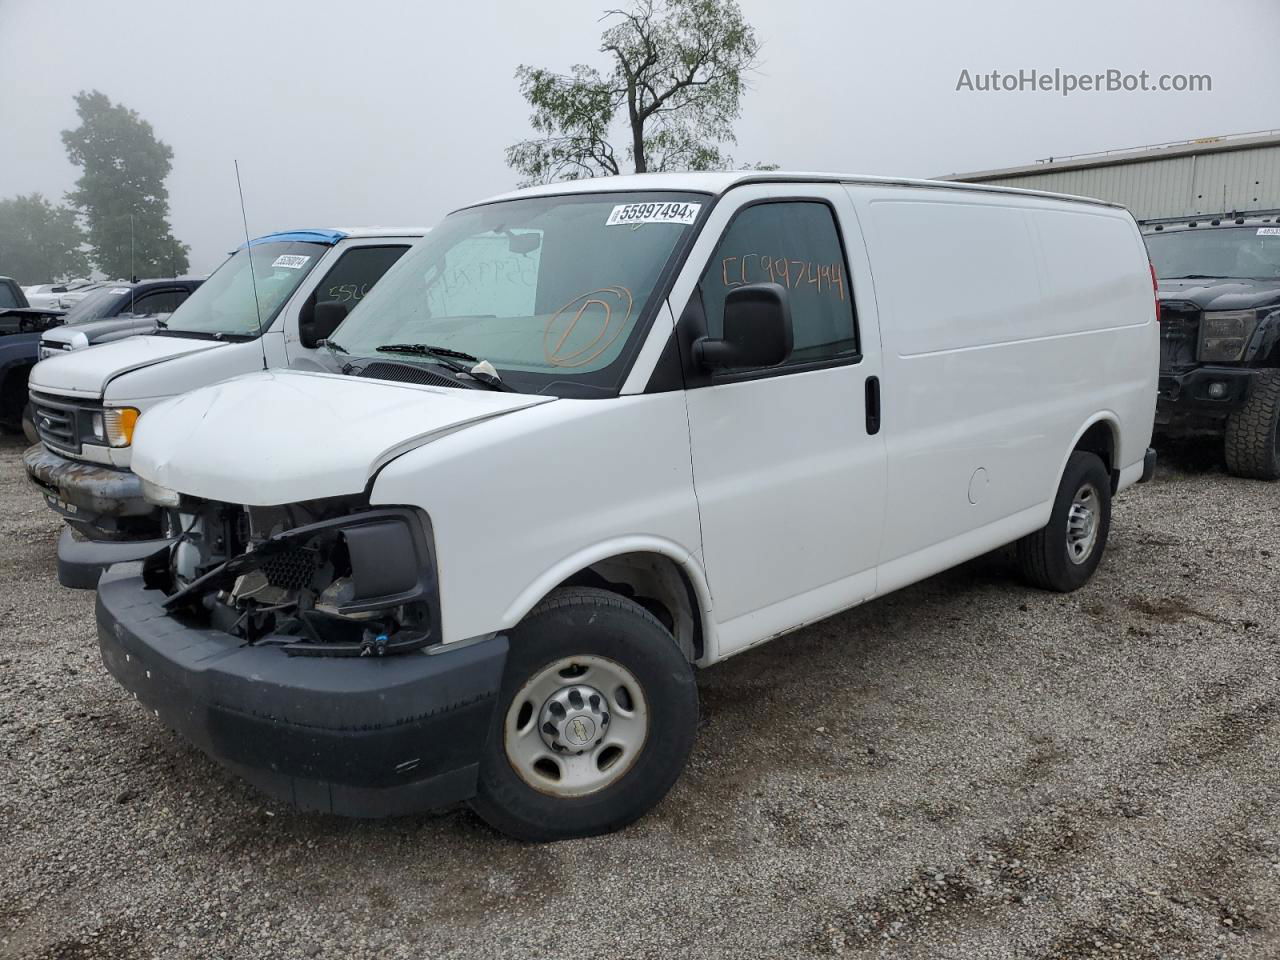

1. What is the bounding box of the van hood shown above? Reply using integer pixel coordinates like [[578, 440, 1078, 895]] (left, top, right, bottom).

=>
[[28, 334, 225, 399], [131, 370, 554, 505]]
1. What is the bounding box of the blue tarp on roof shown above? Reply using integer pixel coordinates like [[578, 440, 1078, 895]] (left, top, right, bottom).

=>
[[238, 229, 348, 249]]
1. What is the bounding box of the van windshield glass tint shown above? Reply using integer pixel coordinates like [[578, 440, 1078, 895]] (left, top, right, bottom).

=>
[[163, 241, 326, 337], [1147, 227, 1280, 280], [333, 192, 705, 394]]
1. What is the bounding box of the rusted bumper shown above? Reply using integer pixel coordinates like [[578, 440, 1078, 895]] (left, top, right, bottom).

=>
[[23, 443, 154, 518]]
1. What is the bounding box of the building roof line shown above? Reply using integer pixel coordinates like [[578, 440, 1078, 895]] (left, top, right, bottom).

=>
[[939, 130, 1280, 183]]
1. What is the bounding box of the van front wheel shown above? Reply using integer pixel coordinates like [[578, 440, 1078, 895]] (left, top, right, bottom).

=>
[[1015, 451, 1111, 592], [470, 587, 698, 841]]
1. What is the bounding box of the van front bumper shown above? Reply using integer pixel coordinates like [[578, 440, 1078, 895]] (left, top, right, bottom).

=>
[[95, 565, 508, 817]]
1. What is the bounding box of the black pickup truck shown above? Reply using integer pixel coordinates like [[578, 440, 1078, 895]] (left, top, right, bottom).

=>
[[0, 276, 66, 438], [1145, 217, 1280, 479], [34, 276, 203, 359]]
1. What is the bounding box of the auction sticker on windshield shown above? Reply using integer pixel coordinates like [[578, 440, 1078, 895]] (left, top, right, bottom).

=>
[[606, 202, 702, 227], [272, 255, 311, 269], [1258, 228, 1280, 236]]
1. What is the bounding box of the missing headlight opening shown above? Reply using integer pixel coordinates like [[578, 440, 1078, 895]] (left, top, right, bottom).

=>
[[144, 497, 438, 657]]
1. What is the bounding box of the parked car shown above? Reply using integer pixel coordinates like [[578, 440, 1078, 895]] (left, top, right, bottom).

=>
[[0, 275, 65, 438], [24, 228, 424, 586], [24, 278, 95, 311], [36, 276, 205, 359], [1145, 216, 1280, 478], [93, 172, 1159, 840], [57, 279, 119, 308], [25, 283, 66, 310]]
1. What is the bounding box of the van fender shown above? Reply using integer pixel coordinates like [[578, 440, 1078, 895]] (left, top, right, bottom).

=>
[[498, 535, 718, 663], [1059, 412, 1122, 491]]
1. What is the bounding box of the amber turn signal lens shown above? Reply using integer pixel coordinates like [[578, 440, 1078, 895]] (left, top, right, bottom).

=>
[[103, 407, 141, 448]]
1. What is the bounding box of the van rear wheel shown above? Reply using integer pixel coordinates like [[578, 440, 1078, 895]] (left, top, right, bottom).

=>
[[470, 587, 698, 841], [1015, 451, 1111, 592]]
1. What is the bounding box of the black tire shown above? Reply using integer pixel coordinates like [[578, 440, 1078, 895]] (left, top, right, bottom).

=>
[[0, 370, 30, 436], [1015, 451, 1111, 592], [1224, 371, 1280, 480], [21, 403, 38, 445], [469, 586, 698, 841]]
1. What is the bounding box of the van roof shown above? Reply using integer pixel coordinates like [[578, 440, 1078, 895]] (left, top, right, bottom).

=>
[[471, 171, 1127, 211], [239, 227, 429, 250], [326, 226, 431, 238]]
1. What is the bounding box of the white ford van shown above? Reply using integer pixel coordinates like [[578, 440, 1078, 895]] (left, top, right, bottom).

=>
[[23, 227, 425, 586], [94, 173, 1157, 840]]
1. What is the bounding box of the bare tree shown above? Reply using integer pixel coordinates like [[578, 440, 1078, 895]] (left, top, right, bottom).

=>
[[506, 0, 764, 185]]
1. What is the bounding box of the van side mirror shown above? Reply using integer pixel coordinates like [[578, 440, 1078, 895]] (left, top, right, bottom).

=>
[[694, 282, 793, 370], [299, 300, 349, 349]]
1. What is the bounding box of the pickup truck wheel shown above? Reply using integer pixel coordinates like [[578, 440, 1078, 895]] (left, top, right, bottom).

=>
[[470, 586, 698, 841], [1015, 451, 1111, 592], [1224, 371, 1280, 480]]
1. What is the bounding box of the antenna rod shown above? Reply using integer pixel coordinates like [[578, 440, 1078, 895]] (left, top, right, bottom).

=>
[[234, 160, 269, 371], [129, 214, 136, 313]]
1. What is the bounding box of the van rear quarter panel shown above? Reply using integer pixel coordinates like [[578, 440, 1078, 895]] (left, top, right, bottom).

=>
[[848, 185, 1156, 583]]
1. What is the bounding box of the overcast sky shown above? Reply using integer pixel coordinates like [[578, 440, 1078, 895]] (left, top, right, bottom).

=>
[[2, 0, 1278, 274]]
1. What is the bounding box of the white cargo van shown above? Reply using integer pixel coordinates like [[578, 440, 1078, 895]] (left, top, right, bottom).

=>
[[23, 227, 425, 586], [94, 173, 1158, 840]]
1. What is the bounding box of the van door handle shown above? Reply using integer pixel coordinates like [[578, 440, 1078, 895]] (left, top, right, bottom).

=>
[[865, 376, 881, 435]]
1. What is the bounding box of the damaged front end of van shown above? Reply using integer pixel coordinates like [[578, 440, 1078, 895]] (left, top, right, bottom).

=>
[[95, 489, 508, 818]]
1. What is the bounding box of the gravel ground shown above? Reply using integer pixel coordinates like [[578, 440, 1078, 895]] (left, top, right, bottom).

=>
[[1, 431, 1277, 960]]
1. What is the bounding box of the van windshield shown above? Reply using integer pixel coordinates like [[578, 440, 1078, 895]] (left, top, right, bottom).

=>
[[333, 192, 707, 395], [162, 241, 326, 338], [1147, 226, 1280, 280]]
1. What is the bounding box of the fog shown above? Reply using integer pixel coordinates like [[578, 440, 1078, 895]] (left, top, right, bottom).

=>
[[2, 0, 1278, 274]]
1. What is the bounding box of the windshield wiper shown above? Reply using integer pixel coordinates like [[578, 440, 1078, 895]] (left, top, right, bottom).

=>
[[378, 342, 478, 363], [1164, 274, 1224, 280], [374, 343, 514, 391]]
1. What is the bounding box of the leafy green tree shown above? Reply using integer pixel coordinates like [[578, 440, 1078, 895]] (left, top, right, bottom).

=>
[[61, 90, 189, 278], [0, 194, 90, 283], [507, 0, 763, 184]]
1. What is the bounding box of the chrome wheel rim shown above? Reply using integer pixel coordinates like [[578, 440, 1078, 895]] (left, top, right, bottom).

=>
[[504, 654, 649, 797], [1066, 483, 1100, 565]]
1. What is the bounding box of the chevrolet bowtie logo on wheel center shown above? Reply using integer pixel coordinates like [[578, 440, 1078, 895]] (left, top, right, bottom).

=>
[[567, 716, 595, 745]]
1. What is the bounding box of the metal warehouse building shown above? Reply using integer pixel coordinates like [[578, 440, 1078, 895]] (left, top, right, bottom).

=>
[[942, 129, 1280, 223]]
